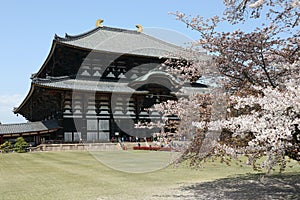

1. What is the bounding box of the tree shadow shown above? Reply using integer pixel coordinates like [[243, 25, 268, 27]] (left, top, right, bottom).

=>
[[155, 173, 300, 200]]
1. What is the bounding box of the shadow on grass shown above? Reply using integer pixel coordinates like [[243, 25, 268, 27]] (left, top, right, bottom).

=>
[[155, 173, 300, 200]]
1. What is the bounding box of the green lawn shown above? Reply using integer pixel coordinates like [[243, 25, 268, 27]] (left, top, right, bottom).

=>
[[90, 150, 181, 173], [0, 151, 299, 200]]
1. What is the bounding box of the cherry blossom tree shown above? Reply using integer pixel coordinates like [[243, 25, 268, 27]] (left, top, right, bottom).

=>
[[173, 1, 299, 90], [152, 0, 300, 172], [212, 62, 300, 173], [223, 0, 300, 29]]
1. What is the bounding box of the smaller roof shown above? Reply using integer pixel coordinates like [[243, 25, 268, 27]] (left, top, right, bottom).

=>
[[0, 120, 60, 135], [33, 78, 149, 94]]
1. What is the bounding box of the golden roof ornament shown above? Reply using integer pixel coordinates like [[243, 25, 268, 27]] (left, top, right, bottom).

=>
[[136, 24, 143, 33], [96, 19, 104, 27]]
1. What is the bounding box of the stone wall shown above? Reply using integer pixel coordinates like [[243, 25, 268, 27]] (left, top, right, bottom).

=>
[[34, 143, 121, 151]]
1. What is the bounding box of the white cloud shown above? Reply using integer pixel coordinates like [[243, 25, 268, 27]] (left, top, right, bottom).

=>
[[0, 94, 26, 124]]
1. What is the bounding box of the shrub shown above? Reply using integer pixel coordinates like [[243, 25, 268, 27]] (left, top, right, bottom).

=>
[[0, 141, 13, 153], [14, 137, 28, 153]]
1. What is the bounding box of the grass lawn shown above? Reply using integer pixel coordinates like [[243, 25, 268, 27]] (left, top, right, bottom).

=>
[[0, 150, 299, 200], [90, 150, 181, 173]]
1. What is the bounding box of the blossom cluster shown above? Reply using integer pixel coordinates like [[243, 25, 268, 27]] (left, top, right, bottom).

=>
[[157, 0, 299, 172]]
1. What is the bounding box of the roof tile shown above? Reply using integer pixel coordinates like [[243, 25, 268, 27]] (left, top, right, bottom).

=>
[[0, 120, 60, 135]]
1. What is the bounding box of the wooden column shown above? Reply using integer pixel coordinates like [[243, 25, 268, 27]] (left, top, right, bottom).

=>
[[0, 135, 3, 144], [81, 94, 87, 142], [35, 132, 41, 145]]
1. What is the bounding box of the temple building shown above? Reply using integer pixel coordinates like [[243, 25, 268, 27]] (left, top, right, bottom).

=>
[[0, 21, 209, 145]]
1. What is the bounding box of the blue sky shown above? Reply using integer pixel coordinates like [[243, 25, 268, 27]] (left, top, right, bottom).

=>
[[0, 0, 257, 123]]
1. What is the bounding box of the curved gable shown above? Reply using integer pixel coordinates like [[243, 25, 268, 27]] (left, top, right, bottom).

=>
[[128, 70, 181, 91]]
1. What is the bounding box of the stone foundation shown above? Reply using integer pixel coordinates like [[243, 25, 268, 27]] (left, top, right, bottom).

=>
[[34, 143, 121, 151]]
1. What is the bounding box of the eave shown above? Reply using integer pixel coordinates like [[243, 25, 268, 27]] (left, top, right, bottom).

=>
[[13, 83, 35, 115]]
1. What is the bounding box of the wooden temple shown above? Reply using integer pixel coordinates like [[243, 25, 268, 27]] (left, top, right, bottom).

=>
[[0, 21, 209, 145]]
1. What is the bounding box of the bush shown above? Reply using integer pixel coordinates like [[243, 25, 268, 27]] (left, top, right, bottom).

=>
[[14, 137, 28, 153], [0, 141, 13, 153]]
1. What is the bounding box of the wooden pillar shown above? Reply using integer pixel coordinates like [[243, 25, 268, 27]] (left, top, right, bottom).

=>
[[0, 135, 3, 144], [35, 132, 41, 145], [72, 132, 74, 142], [97, 118, 99, 142], [81, 94, 87, 142]]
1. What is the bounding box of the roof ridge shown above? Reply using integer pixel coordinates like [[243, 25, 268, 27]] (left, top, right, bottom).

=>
[[54, 26, 141, 42], [55, 27, 100, 41]]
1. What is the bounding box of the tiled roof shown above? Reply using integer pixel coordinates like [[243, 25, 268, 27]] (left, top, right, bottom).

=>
[[33, 78, 149, 94], [0, 120, 60, 135], [33, 76, 209, 95], [55, 26, 208, 59]]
